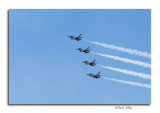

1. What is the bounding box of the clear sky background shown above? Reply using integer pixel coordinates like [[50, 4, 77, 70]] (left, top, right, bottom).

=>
[[9, 9, 151, 104]]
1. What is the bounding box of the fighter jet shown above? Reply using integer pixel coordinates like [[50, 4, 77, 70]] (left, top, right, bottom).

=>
[[76, 46, 91, 53], [87, 72, 101, 79], [82, 59, 96, 66], [68, 34, 83, 41]]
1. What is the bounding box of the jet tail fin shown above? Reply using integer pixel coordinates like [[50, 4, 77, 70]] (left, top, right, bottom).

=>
[[78, 34, 82, 37]]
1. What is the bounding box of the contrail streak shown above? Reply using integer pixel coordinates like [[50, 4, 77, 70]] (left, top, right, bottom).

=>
[[91, 52, 151, 68], [97, 65, 151, 79], [83, 40, 151, 59], [102, 77, 151, 89]]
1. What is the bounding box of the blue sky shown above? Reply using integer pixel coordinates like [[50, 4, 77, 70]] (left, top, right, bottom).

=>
[[9, 9, 151, 104]]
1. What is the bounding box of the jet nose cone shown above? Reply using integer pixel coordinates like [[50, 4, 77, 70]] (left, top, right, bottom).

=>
[[82, 61, 85, 63]]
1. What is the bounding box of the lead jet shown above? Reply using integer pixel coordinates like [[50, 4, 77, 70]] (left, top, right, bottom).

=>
[[68, 34, 83, 41], [87, 72, 101, 79], [82, 59, 96, 66], [76, 46, 91, 53]]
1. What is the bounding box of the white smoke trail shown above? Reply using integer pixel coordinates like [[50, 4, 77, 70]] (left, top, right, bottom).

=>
[[102, 77, 151, 89], [97, 65, 151, 79], [83, 40, 151, 59], [91, 52, 151, 68]]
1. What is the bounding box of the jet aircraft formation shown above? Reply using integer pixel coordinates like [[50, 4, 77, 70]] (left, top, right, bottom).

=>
[[68, 34, 101, 79]]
